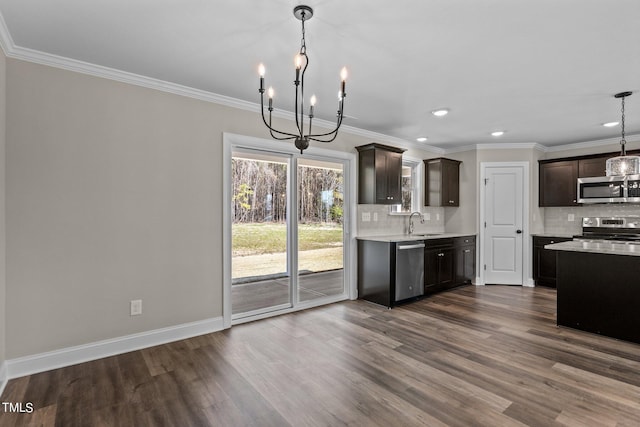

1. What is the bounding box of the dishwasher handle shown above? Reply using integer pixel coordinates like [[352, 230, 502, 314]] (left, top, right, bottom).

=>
[[397, 243, 425, 250]]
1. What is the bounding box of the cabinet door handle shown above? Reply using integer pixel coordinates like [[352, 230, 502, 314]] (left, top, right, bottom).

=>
[[449, 200, 454, 204], [550, 240, 555, 244], [438, 252, 445, 257], [463, 249, 471, 253]]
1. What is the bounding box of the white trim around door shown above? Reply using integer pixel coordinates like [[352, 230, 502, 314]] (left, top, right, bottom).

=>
[[222, 133, 357, 328]]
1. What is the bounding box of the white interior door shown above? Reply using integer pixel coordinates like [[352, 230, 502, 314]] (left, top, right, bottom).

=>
[[483, 165, 525, 285]]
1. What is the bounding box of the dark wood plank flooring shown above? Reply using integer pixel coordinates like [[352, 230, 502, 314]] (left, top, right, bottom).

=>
[[2, 285, 639, 426]]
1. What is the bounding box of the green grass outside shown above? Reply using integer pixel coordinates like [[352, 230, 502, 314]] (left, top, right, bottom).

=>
[[232, 222, 343, 257]]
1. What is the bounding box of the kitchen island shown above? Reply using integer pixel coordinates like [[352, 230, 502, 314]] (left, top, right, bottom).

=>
[[546, 240, 640, 345]]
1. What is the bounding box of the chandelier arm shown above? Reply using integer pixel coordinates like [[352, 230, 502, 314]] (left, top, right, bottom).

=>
[[309, 133, 339, 143], [259, 95, 298, 139], [307, 100, 345, 139], [294, 71, 301, 137], [308, 116, 342, 142], [298, 52, 309, 139]]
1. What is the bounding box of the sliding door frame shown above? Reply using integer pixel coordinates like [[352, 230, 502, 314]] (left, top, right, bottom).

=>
[[222, 133, 357, 328]]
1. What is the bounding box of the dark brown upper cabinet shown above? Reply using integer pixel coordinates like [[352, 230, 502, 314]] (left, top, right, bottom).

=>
[[356, 143, 406, 204], [424, 158, 461, 207], [578, 156, 608, 178], [538, 149, 640, 207], [539, 160, 578, 207]]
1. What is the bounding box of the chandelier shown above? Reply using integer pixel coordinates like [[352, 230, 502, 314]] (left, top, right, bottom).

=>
[[258, 5, 347, 154], [606, 91, 640, 176]]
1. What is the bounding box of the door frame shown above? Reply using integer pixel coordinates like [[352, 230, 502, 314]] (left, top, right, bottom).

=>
[[222, 133, 357, 328], [478, 162, 530, 286]]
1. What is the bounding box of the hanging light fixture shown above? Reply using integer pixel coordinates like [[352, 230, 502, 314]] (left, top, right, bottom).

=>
[[258, 5, 348, 154], [606, 91, 640, 176]]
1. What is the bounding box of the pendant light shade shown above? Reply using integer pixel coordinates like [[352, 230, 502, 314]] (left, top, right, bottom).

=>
[[606, 91, 640, 176]]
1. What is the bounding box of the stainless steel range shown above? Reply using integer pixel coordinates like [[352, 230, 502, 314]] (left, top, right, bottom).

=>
[[574, 216, 640, 243]]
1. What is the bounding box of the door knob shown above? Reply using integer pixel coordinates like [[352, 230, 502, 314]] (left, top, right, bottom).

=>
[[516, 229, 522, 234]]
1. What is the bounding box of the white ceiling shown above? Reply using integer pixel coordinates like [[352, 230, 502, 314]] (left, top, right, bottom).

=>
[[1, 0, 640, 150]]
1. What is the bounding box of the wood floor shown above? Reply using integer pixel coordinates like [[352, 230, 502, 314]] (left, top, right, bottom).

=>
[[2, 285, 640, 426]]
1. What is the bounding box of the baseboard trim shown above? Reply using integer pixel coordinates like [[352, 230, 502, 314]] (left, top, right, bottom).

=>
[[5, 316, 225, 380]]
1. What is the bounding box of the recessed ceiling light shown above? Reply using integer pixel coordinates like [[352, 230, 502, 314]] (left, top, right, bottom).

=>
[[491, 131, 505, 137], [416, 137, 428, 142], [603, 121, 619, 127], [431, 109, 449, 117]]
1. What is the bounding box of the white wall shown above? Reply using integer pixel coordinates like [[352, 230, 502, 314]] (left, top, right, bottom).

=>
[[442, 150, 478, 235], [0, 44, 7, 373], [4, 53, 638, 362], [4, 58, 441, 359]]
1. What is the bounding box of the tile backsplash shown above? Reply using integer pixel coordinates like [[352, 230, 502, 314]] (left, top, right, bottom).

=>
[[357, 205, 445, 237], [544, 205, 640, 235]]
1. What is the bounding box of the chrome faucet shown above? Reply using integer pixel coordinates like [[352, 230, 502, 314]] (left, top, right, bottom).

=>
[[408, 211, 424, 235]]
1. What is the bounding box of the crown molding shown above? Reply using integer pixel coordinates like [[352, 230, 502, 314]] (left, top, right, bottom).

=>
[[442, 142, 546, 154], [0, 9, 13, 56], [0, 8, 445, 156], [543, 134, 640, 153], [3, 8, 629, 158], [3, 40, 448, 156]]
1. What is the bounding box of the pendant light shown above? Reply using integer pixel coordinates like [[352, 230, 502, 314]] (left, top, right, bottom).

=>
[[606, 91, 640, 176]]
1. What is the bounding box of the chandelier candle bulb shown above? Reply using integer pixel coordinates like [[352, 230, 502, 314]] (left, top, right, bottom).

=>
[[268, 87, 274, 110], [309, 95, 316, 117], [258, 64, 265, 92], [295, 55, 302, 85], [340, 67, 347, 96]]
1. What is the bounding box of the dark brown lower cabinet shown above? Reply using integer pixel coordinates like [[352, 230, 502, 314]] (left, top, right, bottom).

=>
[[424, 242, 455, 294], [532, 236, 572, 288], [455, 236, 476, 284], [425, 235, 475, 295]]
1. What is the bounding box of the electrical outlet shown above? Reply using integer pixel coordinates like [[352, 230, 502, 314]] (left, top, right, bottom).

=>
[[130, 299, 142, 316], [568, 213, 575, 222], [425, 212, 431, 221], [373, 212, 378, 222], [362, 212, 371, 222], [436, 213, 440, 221]]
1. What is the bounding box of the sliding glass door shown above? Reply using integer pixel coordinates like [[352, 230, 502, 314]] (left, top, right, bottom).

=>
[[297, 158, 345, 303], [231, 151, 292, 317], [230, 148, 347, 321]]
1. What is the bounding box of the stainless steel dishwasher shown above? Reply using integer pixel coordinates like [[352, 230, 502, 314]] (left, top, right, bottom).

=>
[[395, 242, 425, 301]]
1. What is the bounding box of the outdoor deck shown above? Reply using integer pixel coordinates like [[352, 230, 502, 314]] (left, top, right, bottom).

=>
[[232, 269, 344, 314]]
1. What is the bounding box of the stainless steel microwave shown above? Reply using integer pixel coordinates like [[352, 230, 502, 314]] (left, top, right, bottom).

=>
[[577, 175, 640, 203]]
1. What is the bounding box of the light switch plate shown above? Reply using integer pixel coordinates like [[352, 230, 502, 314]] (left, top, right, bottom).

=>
[[568, 213, 575, 222], [362, 212, 371, 222], [373, 212, 378, 222]]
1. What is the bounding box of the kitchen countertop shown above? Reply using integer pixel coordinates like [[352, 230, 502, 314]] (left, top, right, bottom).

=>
[[545, 240, 640, 257], [531, 233, 575, 239], [356, 233, 474, 242]]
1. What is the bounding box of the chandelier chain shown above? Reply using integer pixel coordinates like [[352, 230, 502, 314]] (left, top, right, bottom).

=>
[[300, 12, 307, 54], [621, 95, 626, 144]]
